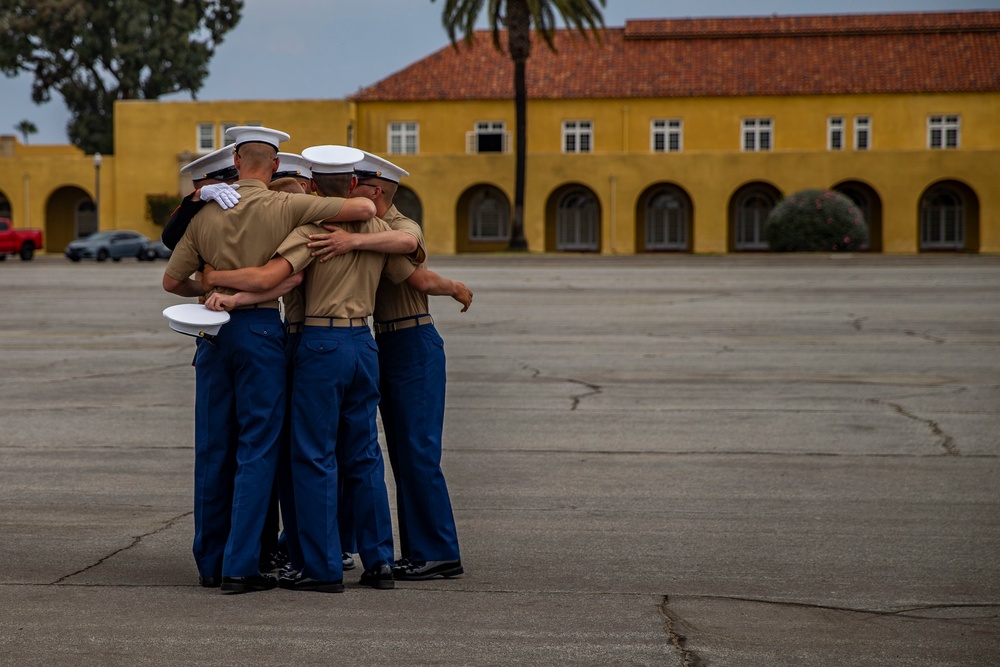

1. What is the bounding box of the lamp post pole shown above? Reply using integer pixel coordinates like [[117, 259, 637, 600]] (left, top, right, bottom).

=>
[[93, 152, 102, 233]]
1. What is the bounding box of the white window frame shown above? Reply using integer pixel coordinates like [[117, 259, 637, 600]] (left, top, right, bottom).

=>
[[556, 189, 599, 250], [466, 121, 510, 154], [741, 118, 772, 152], [734, 191, 774, 250], [197, 123, 215, 153], [854, 116, 871, 151], [827, 116, 844, 151], [651, 119, 682, 153], [562, 120, 593, 154], [388, 121, 419, 155], [921, 187, 965, 249], [928, 115, 960, 149], [219, 122, 238, 147], [468, 187, 510, 242], [645, 189, 688, 250]]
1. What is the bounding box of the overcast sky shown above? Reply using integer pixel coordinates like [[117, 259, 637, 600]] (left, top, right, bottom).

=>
[[2, 0, 997, 145]]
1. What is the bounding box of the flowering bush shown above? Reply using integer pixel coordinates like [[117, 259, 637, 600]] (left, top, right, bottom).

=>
[[764, 189, 868, 252]]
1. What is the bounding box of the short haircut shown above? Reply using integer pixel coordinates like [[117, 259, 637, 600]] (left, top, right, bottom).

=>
[[269, 177, 303, 194], [359, 178, 397, 205], [312, 173, 353, 198], [236, 142, 277, 170]]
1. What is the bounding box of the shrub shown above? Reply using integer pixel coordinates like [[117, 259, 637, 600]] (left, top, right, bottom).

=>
[[146, 193, 179, 227], [764, 189, 868, 252]]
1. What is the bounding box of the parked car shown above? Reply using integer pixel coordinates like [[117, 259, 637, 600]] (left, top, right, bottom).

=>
[[141, 239, 172, 261], [0, 218, 44, 261], [64, 230, 150, 262]]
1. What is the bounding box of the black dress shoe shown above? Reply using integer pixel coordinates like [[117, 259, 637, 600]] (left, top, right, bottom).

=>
[[277, 570, 344, 593], [220, 573, 278, 594], [393, 560, 464, 581], [359, 563, 395, 589], [259, 547, 289, 574], [199, 576, 221, 588]]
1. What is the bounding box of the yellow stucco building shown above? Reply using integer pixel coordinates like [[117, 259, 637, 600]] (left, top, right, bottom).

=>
[[1, 10, 997, 256]]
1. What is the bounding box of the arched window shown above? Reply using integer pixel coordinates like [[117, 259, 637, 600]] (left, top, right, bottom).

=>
[[557, 189, 599, 251], [0, 194, 11, 219], [469, 187, 510, 241], [920, 187, 964, 250], [394, 186, 422, 227], [645, 188, 689, 250], [734, 189, 776, 250]]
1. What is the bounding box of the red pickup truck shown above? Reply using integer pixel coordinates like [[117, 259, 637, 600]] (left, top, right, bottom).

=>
[[0, 218, 44, 261]]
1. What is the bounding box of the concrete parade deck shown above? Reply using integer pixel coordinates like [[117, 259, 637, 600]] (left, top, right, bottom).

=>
[[1, 253, 997, 666]]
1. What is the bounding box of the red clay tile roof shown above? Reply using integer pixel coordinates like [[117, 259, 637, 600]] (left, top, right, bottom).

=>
[[350, 11, 1000, 101]]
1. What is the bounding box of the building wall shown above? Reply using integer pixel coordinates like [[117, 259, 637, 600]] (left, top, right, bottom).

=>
[[2, 89, 996, 255], [0, 136, 110, 254], [112, 99, 355, 240], [354, 92, 999, 253]]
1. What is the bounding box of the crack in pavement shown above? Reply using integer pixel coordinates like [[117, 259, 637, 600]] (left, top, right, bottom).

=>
[[660, 595, 707, 667], [658, 593, 999, 665], [522, 364, 602, 410], [904, 329, 946, 344], [683, 594, 1000, 620], [444, 447, 996, 459], [51, 511, 191, 585], [866, 397, 959, 456], [567, 379, 601, 410]]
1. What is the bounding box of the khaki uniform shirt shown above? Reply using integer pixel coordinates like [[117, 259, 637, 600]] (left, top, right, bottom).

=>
[[277, 217, 414, 319], [373, 205, 428, 323], [282, 284, 305, 325], [165, 179, 346, 307]]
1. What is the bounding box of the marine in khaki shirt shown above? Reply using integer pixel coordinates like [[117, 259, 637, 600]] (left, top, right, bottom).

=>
[[372, 205, 433, 323], [306, 149, 470, 581], [163, 179, 372, 303], [160, 131, 377, 595]]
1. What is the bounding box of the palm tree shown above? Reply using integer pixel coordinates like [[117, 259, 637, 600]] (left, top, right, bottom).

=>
[[434, 0, 605, 251], [15, 119, 38, 145]]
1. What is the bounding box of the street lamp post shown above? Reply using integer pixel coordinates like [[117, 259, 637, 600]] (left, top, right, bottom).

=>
[[93, 152, 102, 233]]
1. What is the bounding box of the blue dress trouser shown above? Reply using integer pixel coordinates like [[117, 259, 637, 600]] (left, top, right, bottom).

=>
[[275, 331, 301, 568], [377, 323, 461, 562], [290, 324, 394, 581], [192, 308, 286, 578]]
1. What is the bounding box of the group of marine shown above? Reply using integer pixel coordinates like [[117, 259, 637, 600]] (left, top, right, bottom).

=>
[[160, 125, 472, 594]]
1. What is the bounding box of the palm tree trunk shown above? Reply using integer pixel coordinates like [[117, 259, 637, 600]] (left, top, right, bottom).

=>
[[510, 57, 528, 250], [506, 0, 531, 251]]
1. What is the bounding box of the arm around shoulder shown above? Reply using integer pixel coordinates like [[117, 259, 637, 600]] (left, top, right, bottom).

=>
[[405, 267, 473, 312], [328, 198, 376, 223]]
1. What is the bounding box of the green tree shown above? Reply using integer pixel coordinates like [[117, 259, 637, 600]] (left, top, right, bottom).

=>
[[434, 0, 605, 251], [14, 119, 37, 144], [0, 0, 243, 155]]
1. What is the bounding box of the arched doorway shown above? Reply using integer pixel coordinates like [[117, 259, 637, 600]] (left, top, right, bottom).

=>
[[834, 180, 883, 252], [393, 185, 422, 227], [0, 191, 11, 219], [546, 185, 600, 252], [919, 181, 980, 252], [729, 182, 781, 251], [636, 184, 692, 252], [45, 187, 94, 254], [455, 184, 510, 253]]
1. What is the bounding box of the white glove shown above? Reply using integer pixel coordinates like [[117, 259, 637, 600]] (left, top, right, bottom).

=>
[[199, 183, 241, 210]]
